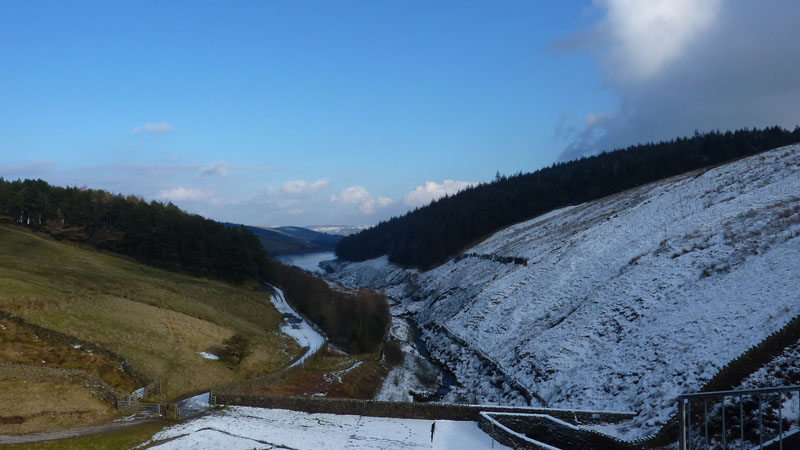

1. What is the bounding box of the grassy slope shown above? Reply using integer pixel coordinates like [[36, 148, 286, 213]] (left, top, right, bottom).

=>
[[0, 379, 117, 435], [0, 226, 298, 398], [0, 320, 138, 393]]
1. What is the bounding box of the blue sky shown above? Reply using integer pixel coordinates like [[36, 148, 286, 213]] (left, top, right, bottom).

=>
[[1, 1, 798, 226]]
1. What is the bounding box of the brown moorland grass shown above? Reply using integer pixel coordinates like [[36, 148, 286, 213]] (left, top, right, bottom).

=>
[[0, 319, 138, 393], [0, 226, 299, 398], [0, 379, 117, 435], [247, 347, 387, 399]]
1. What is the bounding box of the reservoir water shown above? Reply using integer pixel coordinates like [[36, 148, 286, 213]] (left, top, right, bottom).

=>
[[274, 251, 336, 274]]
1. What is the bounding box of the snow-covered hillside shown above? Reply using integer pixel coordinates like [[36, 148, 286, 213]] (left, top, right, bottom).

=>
[[325, 144, 800, 438], [307, 225, 372, 236]]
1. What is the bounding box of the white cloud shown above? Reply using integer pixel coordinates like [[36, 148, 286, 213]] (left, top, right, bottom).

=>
[[197, 161, 277, 179], [585, 112, 610, 128], [231, 179, 332, 214], [558, 0, 800, 161], [282, 179, 329, 196], [596, 0, 722, 81], [156, 187, 211, 201], [198, 161, 232, 178], [331, 186, 394, 215], [133, 122, 175, 134], [331, 186, 371, 204], [359, 196, 394, 215], [403, 180, 478, 208], [0, 160, 56, 177]]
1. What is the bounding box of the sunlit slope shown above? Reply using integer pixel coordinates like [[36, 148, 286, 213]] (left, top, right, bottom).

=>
[[0, 226, 297, 397], [327, 144, 800, 438], [413, 144, 800, 434]]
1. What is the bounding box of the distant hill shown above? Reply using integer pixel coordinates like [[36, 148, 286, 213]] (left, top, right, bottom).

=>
[[307, 225, 371, 236], [223, 223, 342, 256]]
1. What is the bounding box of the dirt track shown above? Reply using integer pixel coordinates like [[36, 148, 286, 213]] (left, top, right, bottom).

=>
[[0, 418, 161, 445]]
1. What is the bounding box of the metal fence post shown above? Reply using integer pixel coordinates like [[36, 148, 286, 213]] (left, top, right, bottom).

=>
[[704, 399, 709, 450], [679, 398, 687, 450], [758, 393, 763, 449], [740, 395, 744, 445], [778, 392, 783, 450], [722, 399, 726, 450]]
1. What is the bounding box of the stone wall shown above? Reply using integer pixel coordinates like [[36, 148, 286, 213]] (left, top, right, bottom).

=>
[[0, 362, 118, 404], [0, 309, 153, 387], [212, 392, 635, 424]]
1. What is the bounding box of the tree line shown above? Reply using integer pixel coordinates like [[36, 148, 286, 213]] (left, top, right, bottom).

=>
[[269, 263, 391, 354], [336, 126, 800, 269], [0, 179, 268, 282]]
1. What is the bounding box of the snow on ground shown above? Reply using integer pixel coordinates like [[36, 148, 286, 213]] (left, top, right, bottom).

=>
[[197, 351, 220, 360], [325, 145, 800, 439], [267, 283, 326, 368], [375, 316, 441, 402], [141, 406, 508, 450]]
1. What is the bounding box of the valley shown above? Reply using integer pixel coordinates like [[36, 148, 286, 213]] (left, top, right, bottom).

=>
[[2, 144, 799, 448]]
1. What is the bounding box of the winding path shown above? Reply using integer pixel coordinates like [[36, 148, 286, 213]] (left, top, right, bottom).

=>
[[264, 282, 326, 368], [0, 418, 161, 445]]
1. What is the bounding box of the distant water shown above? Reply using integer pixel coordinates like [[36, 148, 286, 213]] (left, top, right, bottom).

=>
[[274, 251, 336, 274]]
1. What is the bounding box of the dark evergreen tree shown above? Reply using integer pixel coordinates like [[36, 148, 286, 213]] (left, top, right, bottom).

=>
[[0, 179, 271, 283]]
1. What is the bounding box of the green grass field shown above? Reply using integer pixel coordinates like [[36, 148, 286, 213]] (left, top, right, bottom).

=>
[[0, 226, 299, 399]]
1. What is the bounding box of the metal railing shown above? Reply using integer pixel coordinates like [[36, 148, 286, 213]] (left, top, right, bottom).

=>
[[117, 397, 161, 415], [678, 385, 800, 450]]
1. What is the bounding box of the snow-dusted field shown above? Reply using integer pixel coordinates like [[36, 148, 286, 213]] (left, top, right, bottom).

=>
[[140, 406, 508, 450], [325, 144, 800, 438], [267, 283, 326, 368]]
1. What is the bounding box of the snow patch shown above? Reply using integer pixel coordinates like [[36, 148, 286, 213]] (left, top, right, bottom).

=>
[[142, 406, 508, 450], [267, 283, 326, 368]]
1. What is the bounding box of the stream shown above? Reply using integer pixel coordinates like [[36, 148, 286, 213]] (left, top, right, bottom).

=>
[[402, 315, 458, 401]]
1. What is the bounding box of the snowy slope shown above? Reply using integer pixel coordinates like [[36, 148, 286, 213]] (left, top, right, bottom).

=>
[[141, 406, 508, 449], [325, 144, 800, 438]]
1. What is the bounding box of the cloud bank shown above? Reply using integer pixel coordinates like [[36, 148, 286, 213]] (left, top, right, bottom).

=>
[[197, 161, 277, 179], [0, 160, 56, 178], [559, 0, 800, 161], [157, 187, 211, 201], [403, 180, 478, 208], [331, 186, 394, 215]]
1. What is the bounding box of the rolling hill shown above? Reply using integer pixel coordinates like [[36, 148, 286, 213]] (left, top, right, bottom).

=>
[[223, 223, 342, 256], [0, 225, 300, 404]]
